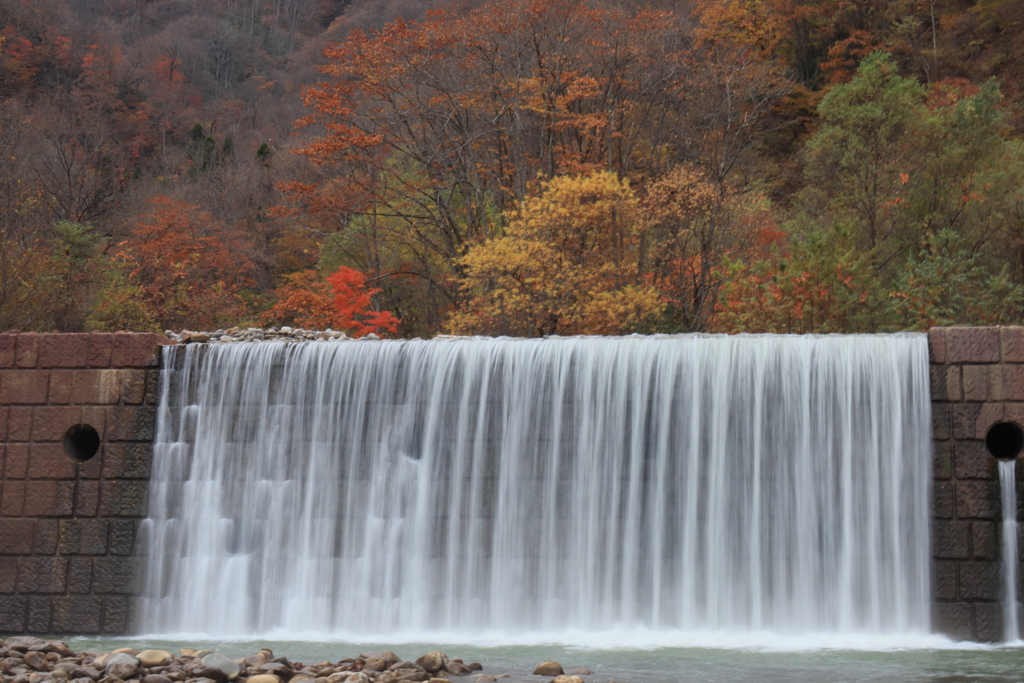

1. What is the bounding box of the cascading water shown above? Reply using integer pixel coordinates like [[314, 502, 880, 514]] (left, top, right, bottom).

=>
[[999, 459, 1019, 642], [137, 334, 933, 638]]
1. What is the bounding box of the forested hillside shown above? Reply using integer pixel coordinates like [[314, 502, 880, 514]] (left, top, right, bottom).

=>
[[2, 0, 1023, 336]]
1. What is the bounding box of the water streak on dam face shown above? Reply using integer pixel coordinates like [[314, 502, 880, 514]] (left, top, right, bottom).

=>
[[138, 334, 933, 637]]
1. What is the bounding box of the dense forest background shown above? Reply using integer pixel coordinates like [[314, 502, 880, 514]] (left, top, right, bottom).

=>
[[2, 0, 1023, 336]]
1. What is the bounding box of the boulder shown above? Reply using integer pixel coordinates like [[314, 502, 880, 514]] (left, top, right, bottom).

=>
[[142, 675, 173, 683], [23, 652, 48, 672], [532, 663, 563, 677], [104, 654, 139, 671], [444, 661, 471, 676], [414, 653, 447, 676], [363, 658, 389, 673], [138, 651, 173, 668], [202, 653, 241, 682], [194, 666, 227, 682], [107, 662, 140, 680]]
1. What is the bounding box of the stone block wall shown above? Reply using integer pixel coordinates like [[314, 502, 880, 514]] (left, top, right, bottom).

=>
[[930, 326, 1024, 642], [0, 332, 169, 634]]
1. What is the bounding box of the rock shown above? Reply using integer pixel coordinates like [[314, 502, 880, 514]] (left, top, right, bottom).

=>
[[363, 658, 389, 673], [104, 654, 139, 671], [532, 663, 563, 677], [23, 652, 49, 671], [444, 662, 471, 676], [346, 674, 370, 683], [138, 652, 173, 668], [414, 654, 447, 676], [244, 655, 269, 668], [195, 666, 227, 682], [290, 676, 314, 683], [389, 663, 418, 672], [258, 662, 293, 679], [52, 664, 76, 679], [465, 665, 481, 672], [45, 642, 75, 657], [194, 651, 217, 660], [375, 673, 398, 683], [112, 649, 135, 656], [188, 677, 219, 683], [5, 639, 45, 653], [397, 674, 427, 683], [551, 677, 584, 683], [107, 662, 139, 680], [378, 654, 400, 667], [2, 659, 24, 675], [70, 667, 100, 680], [429, 679, 450, 683], [142, 675, 173, 683], [246, 676, 282, 683], [202, 653, 242, 681]]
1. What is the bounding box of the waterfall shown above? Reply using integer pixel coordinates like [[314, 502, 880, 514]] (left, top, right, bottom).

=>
[[999, 459, 1019, 642], [137, 334, 933, 637]]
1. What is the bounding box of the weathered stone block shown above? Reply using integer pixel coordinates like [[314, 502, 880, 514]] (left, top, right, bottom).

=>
[[26, 596, 50, 633], [934, 521, 970, 559], [28, 443, 76, 479], [933, 601, 973, 640], [972, 521, 997, 560], [7, 405, 32, 441], [934, 441, 953, 479], [987, 364, 1024, 401], [98, 481, 148, 517], [947, 327, 1001, 363], [92, 558, 139, 594], [959, 561, 999, 600], [1005, 403, 1024, 427], [121, 370, 147, 404], [23, 480, 75, 517], [88, 334, 113, 368], [956, 480, 996, 519], [974, 602, 1002, 642], [954, 440, 994, 480], [72, 369, 121, 404], [111, 333, 163, 368], [0, 596, 27, 632], [0, 405, 7, 440], [962, 365, 988, 401], [15, 333, 40, 368], [0, 370, 48, 404], [58, 519, 109, 555], [1, 480, 25, 515], [976, 403, 1006, 441], [0, 333, 17, 368], [81, 406, 106, 439], [946, 366, 963, 402], [102, 443, 152, 479], [933, 404, 951, 441], [48, 369, 73, 403], [931, 365, 949, 401], [108, 520, 136, 555], [929, 328, 948, 363], [38, 334, 90, 368], [33, 519, 59, 555], [145, 369, 161, 405], [0, 519, 34, 554], [75, 480, 100, 517], [31, 406, 83, 442], [106, 405, 156, 441], [51, 596, 102, 633], [952, 403, 983, 439], [67, 558, 93, 593], [934, 481, 955, 519], [933, 560, 958, 600], [1002, 327, 1024, 362], [102, 595, 129, 634], [4, 442, 29, 478], [0, 557, 17, 591], [16, 558, 67, 593]]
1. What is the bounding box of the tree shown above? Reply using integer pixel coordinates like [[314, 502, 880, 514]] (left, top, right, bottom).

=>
[[447, 171, 662, 336]]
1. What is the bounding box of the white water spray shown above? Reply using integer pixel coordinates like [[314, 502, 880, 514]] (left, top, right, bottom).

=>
[[137, 334, 932, 638], [999, 459, 1019, 642]]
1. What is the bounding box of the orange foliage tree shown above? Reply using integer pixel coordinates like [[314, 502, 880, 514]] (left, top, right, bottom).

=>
[[116, 196, 257, 330], [262, 266, 401, 336]]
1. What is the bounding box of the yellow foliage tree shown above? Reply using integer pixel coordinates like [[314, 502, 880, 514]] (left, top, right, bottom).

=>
[[446, 171, 662, 336]]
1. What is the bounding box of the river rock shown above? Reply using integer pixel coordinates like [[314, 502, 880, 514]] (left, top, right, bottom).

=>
[[107, 662, 140, 680], [551, 677, 584, 683], [4, 638, 45, 653], [51, 663, 76, 678], [112, 649, 135, 656], [246, 675, 282, 683], [397, 674, 428, 683], [142, 674, 173, 683], [346, 674, 371, 683], [375, 673, 398, 683], [444, 661, 471, 676], [363, 658, 389, 673], [22, 652, 48, 671], [195, 665, 228, 682], [532, 663, 563, 677], [179, 650, 196, 658], [1, 659, 25, 675], [46, 642, 75, 657], [414, 653, 447, 675], [258, 662, 293, 679], [70, 667, 100, 680], [203, 653, 241, 681], [138, 651, 173, 667], [105, 654, 139, 670], [91, 655, 111, 669]]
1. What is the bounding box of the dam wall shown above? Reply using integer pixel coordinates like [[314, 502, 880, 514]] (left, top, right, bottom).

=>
[[0, 332, 166, 634], [0, 328, 1019, 641]]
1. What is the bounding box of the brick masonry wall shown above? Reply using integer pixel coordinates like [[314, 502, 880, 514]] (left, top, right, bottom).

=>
[[0, 332, 170, 635], [930, 326, 1024, 642]]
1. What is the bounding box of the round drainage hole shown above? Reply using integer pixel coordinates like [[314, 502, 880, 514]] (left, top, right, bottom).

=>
[[985, 421, 1024, 461], [62, 424, 101, 462]]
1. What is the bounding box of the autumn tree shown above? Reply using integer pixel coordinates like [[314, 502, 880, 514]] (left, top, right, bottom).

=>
[[447, 171, 662, 336]]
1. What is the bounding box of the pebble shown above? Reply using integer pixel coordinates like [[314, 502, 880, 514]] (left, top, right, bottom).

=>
[[138, 651, 173, 667]]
